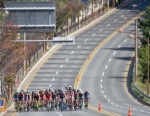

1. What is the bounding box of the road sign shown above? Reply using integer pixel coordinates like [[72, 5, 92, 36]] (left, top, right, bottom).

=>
[[53, 37, 75, 45], [4, 1, 56, 33]]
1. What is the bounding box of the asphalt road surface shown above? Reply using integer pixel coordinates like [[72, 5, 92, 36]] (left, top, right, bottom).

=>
[[14, 0, 150, 116]]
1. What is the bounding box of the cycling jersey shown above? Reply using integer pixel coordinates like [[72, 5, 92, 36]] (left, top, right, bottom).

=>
[[34, 94, 39, 101], [79, 93, 83, 99], [59, 92, 64, 99], [19, 93, 23, 101], [14, 93, 19, 101], [46, 92, 51, 100], [74, 93, 78, 100], [84, 92, 89, 99], [24, 94, 28, 101]]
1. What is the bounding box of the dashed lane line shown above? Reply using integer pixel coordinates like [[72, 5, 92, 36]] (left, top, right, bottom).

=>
[[71, 51, 74, 54], [65, 58, 68, 61], [123, 39, 127, 42], [84, 39, 88, 42], [114, 19, 117, 22], [60, 65, 63, 68], [108, 58, 111, 62], [118, 45, 121, 48], [107, 24, 110, 27], [77, 45, 81, 48], [74, 12, 145, 116], [92, 33, 96, 36], [126, 10, 130, 13], [113, 51, 116, 55], [99, 28, 103, 32], [56, 72, 58, 75], [102, 72, 105, 76]]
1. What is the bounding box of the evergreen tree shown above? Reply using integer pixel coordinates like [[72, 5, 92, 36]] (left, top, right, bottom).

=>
[[138, 6, 150, 46]]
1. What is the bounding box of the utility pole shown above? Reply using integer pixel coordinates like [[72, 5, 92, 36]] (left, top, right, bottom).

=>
[[147, 37, 149, 95], [23, 33, 26, 76], [135, 19, 138, 83], [107, 0, 109, 11]]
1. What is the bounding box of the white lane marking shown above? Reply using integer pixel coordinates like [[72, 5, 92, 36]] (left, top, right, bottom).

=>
[[113, 51, 116, 55], [65, 58, 68, 61], [56, 72, 58, 75], [92, 33, 95, 36], [107, 99, 110, 102], [108, 58, 111, 62], [114, 19, 117, 22], [123, 39, 127, 42], [99, 28, 103, 32], [102, 90, 104, 93], [84, 39, 88, 42], [133, 108, 137, 110], [140, 110, 144, 112], [52, 78, 55, 81], [71, 51, 74, 54], [101, 79, 103, 83], [49, 84, 52, 87], [105, 65, 107, 69], [126, 10, 130, 13], [111, 103, 114, 105], [121, 15, 124, 17], [104, 95, 107, 98], [77, 45, 81, 48], [116, 105, 119, 107], [121, 107, 124, 109], [149, 112, 150, 113], [101, 85, 103, 88], [107, 24, 110, 27], [118, 45, 121, 48], [60, 65, 63, 68], [57, 112, 60, 114], [102, 72, 104, 76]]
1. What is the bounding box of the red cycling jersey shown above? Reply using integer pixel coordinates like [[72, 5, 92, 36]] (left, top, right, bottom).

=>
[[40, 93, 46, 100], [46, 92, 51, 100]]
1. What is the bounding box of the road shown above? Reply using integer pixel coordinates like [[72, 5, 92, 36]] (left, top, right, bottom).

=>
[[13, 0, 150, 116]]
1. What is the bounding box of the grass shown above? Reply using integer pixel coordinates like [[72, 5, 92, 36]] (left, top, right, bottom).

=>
[[136, 76, 147, 94]]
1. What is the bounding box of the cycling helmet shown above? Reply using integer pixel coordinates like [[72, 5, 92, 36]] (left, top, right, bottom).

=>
[[77, 89, 80, 93], [69, 86, 72, 90], [15, 90, 18, 94]]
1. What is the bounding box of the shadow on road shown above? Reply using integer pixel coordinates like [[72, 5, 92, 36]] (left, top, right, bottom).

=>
[[103, 47, 134, 51], [113, 56, 134, 61]]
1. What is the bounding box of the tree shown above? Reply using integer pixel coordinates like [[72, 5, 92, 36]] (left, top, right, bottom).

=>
[[138, 7, 150, 46], [138, 6, 150, 83]]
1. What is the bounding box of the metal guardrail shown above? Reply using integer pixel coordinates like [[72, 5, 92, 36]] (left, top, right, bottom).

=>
[[130, 60, 150, 105]]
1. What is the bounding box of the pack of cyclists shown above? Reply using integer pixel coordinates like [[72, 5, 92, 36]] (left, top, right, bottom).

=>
[[13, 86, 90, 112]]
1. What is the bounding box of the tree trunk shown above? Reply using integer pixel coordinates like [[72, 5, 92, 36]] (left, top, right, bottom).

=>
[[8, 84, 11, 100]]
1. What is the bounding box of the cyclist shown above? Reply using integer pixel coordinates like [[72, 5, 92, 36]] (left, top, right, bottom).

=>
[[14, 91, 19, 101], [84, 91, 90, 108], [18, 90, 24, 102], [78, 89, 83, 110]]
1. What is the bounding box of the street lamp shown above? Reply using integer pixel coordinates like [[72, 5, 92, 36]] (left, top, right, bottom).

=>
[[124, 18, 138, 83], [135, 19, 138, 83]]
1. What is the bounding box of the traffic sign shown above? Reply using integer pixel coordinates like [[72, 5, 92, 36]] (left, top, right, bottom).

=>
[[53, 37, 75, 45]]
